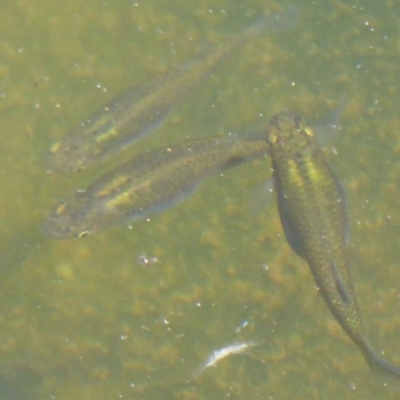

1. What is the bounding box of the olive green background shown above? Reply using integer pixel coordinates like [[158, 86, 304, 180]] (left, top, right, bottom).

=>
[[1, 0, 400, 398]]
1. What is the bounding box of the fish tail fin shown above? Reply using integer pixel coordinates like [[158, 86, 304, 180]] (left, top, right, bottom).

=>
[[244, 6, 300, 39], [362, 341, 400, 388]]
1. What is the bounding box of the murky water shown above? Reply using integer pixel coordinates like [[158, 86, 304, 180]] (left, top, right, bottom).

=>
[[1, 0, 400, 398]]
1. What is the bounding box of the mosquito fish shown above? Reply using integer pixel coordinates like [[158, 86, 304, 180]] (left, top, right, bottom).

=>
[[266, 110, 400, 382], [44, 131, 268, 238], [46, 7, 298, 173]]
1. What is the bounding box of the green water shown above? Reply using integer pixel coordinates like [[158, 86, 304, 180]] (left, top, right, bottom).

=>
[[1, 0, 400, 398]]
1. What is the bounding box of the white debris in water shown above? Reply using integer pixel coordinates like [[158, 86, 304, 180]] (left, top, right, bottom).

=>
[[193, 339, 261, 377]]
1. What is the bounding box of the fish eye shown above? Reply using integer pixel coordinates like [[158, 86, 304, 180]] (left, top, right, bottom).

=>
[[268, 133, 277, 145], [49, 142, 61, 155], [304, 127, 314, 137]]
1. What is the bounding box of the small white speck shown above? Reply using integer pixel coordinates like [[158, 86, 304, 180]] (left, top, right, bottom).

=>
[[235, 320, 249, 332], [262, 264, 269, 271], [137, 253, 159, 267]]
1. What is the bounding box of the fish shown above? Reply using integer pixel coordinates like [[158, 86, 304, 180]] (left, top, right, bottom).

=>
[[265, 110, 400, 381], [44, 131, 268, 238], [193, 339, 260, 378], [45, 7, 298, 173]]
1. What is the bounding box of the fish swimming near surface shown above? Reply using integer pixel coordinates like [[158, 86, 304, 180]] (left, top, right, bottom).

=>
[[266, 110, 400, 382], [44, 131, 268, 238], [46, 7, 298, 173]]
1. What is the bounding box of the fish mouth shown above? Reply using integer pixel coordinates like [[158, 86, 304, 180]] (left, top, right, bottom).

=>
[[43, 217, 91, 239], [270, 110, 303, 133], [42, 216, 72, 239]]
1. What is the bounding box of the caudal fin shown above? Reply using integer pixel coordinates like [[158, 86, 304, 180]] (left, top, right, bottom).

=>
[[362, 341, 400, 388]]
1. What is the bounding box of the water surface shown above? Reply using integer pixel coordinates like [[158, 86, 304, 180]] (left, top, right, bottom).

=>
[[1, 0, 400, 398]]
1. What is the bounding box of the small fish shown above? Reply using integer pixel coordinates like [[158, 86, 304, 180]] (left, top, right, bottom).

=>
[[193, 339, 260, 378], [266, 111, 400, 381], [46, 7, 298, 173], [44, 131, 268, 238]]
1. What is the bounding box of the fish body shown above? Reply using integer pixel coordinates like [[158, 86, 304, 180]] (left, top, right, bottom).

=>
[[44, 131, 268, 238], [46, 7, 298, 173], [266, 111, 400, 381]]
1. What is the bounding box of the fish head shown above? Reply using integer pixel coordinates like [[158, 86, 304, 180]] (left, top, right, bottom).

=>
[[266, 110, 315, 158], [46, 135, 90, 173], [43, 193, 99, 239]]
